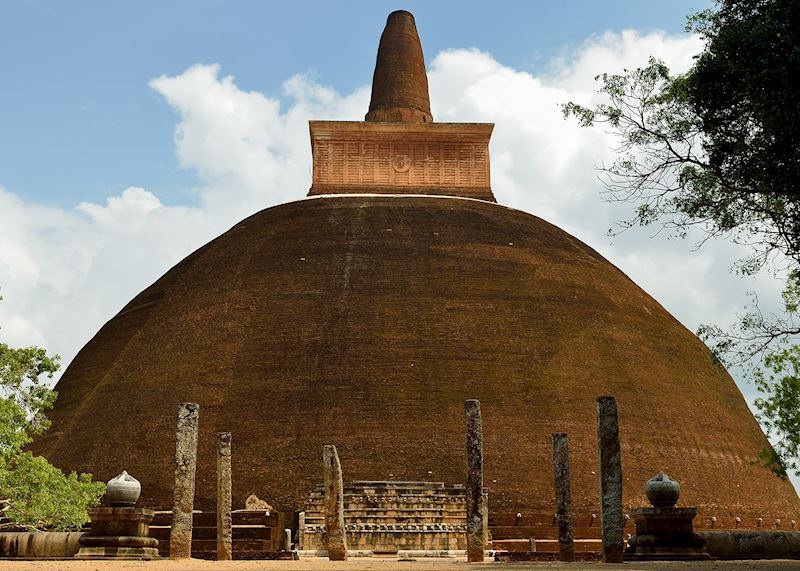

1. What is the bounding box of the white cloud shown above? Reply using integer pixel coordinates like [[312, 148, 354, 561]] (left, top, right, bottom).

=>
[[1, 29, 795, 491], [0, 185, 210, 360], [549, 29, 704, 93], [148, 65, 369, 223]]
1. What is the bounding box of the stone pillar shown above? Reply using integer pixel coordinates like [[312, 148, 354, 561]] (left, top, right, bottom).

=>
[[216, 432, 232, 561], [285, 528, 292, 551], [552, 432, 575, 562], [298, 511, 305, 550], [170, 402, 199, 559], [465, 399, 485, 563], [322, 444, 347, 561], [596, 396, 624, 563]]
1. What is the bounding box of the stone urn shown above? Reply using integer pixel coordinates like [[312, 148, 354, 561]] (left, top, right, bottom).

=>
[[646, 472, 680, 508], [106, 470, 141, 507]]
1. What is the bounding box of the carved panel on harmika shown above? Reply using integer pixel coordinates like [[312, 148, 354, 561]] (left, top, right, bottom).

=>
[[308, 121, 495, 202]]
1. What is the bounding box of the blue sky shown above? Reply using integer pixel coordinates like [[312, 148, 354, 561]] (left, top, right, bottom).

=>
[[1, 1, 709, 208]]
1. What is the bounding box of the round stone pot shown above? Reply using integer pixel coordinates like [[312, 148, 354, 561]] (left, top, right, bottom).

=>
[[646, 471, 680, 508], [106, 470, 141, 507]]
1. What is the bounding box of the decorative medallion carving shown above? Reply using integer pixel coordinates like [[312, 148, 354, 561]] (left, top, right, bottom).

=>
[[393, 154, 411, 173]]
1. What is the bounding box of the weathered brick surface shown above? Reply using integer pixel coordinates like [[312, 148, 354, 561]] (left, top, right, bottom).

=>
[[32, 196, 800, 526], [365, 11, 432, 123], [307, 121, 495, 202]]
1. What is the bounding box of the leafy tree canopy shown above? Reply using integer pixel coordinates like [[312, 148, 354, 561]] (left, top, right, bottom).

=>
[[563, 0, 800, 476], [0, 292, 104, 530], [753, 347, 800, 478], [0, 343, 59, 456], [0, 453, 104, 531]]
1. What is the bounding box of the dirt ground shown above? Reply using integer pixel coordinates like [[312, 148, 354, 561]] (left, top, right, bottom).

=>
[[1, 559, 800, 571]]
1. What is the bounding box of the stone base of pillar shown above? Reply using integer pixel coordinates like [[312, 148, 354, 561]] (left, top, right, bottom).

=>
[[75, 545, 160, 560], [625, 507, 711, 561], [74, 507, 160, 560]]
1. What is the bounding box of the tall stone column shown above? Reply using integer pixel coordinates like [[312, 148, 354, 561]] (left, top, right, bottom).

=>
[[298, 512, 306, 550], [596, 396, 624, 563], [284, 528, 293, 551], [465, 399, 485, 563], [322, 445, 347, 561], [552, 432, 575, 562], [170, 402, 199, 559], [216, 432, 232, 561]]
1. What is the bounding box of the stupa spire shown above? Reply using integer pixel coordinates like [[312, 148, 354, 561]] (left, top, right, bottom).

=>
[[365, 10, 433, 123], [308, 10, 494, 201]]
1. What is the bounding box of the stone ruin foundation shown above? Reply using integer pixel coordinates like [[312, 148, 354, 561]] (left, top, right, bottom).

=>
[[298, 480, 488, 557]]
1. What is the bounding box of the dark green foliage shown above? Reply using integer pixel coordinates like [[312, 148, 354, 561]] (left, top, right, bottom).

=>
[[689, 1, 800, 201], [564, 0, 800, 476], [0, 343, 59, 455], [0, 453, 105, 531]]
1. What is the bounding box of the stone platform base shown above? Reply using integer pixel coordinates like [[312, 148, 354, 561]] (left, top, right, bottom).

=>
[[296, 549, 497, 559], [624, 544, 712, 561], [497, 551, 602, 562], [76, 507, 160, 560], [700, 530, 800, 560], [0, 532, 84, 559], [625, 507, 711, 561], [75, 545, 160, 560]]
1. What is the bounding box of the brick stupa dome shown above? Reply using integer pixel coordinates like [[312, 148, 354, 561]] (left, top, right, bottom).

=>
[[33, 11, 799, 525]]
